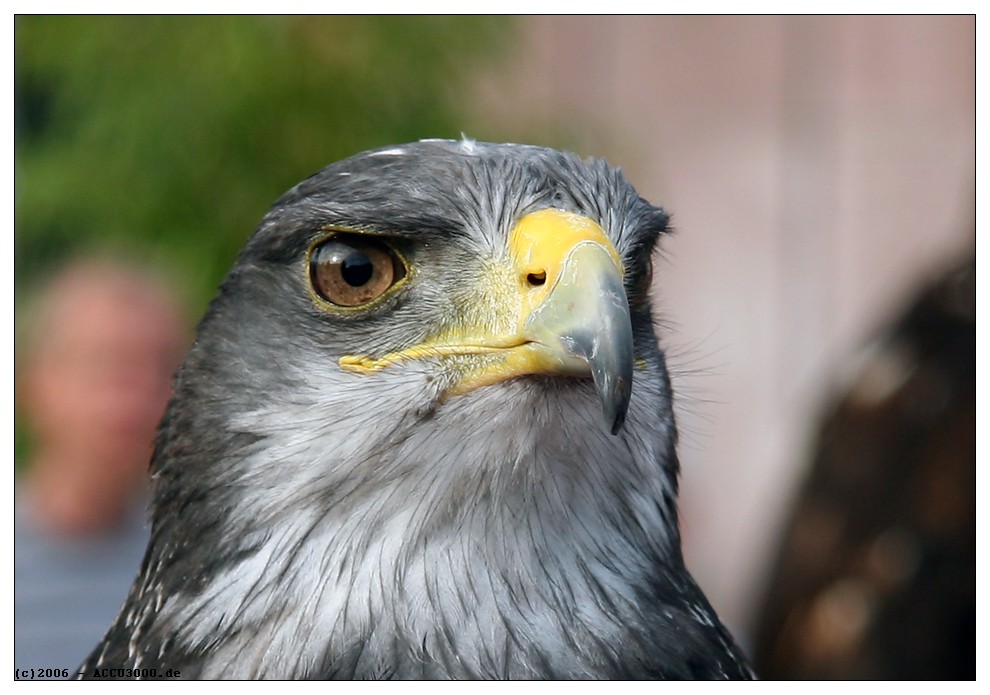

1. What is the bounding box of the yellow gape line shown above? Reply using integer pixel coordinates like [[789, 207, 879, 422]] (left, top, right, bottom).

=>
[[340, 344, 510, 374]]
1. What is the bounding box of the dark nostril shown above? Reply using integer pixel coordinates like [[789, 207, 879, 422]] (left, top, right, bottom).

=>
[[527, 271, 547, 287]]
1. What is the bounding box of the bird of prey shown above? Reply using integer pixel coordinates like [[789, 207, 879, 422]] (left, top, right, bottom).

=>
[[78, 139, 754, 679]]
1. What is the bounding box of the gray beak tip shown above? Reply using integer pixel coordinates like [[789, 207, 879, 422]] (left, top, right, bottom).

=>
[[603, 375, 631, 435], [610, 413, 626, 436]]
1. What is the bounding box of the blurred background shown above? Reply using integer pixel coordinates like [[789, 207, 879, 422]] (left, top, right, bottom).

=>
[[14, 15, 974, 678]]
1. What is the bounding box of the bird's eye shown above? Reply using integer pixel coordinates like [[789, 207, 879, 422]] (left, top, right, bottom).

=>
[[310, 234, 407, 307]]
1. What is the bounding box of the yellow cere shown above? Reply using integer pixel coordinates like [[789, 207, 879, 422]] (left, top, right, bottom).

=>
[[509, 208, 624, 295]]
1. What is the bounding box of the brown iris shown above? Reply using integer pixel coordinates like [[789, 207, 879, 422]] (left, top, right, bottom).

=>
[[310, 234, 406, 307]]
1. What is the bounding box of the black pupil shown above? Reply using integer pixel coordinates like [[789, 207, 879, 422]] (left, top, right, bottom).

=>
[[341, 252, 374, 287]]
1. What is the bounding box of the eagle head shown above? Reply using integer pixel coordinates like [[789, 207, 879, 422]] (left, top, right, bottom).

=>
[[80, 140, 753, 679]]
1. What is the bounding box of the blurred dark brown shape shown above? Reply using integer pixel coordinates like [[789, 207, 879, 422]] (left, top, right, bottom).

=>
[[752, 251, 975, 679]]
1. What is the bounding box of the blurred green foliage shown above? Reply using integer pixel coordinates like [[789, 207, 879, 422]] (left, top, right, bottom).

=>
[[15, 15, 514, 315]]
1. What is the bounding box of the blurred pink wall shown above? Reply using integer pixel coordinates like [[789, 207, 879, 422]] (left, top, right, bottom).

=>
[[482, 15, 974, 640]]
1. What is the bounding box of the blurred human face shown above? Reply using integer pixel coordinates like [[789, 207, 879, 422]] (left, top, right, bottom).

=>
[[26, 287, 185, 476]]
